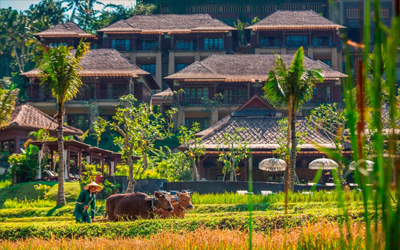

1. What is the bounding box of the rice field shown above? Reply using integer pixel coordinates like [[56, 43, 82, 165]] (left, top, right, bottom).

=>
[[0, 222, 380, 250]]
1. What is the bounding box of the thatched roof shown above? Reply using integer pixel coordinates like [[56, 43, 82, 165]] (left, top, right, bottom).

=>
[[247, 11, 345, 31], [191, 95, 335, 150], [165, 54, 347, 82], [21, 49, 159, 89], [5, 103, 83, 135], [98, 14, 235, 34], [34, 22, 97, 38]]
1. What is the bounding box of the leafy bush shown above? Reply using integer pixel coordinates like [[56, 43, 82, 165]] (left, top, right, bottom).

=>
[[79, 163, 102, 190], [0, 179, 11, 189], [8, 145, 39, 183], [3, 198, 54, 209], [33, 184, 51, 199]]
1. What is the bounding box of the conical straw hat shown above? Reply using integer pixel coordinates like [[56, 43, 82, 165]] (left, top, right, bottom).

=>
[[84, 181, 103, 192]]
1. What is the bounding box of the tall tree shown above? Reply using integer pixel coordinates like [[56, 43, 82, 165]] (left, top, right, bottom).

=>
[[178, 122, 206, 180], [264, 47, 323, 191], [37, 40, 90, 206], [25, 0, 67, 30]]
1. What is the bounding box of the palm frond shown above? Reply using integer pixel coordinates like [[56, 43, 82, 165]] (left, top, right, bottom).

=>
[[0, 88, 19, 129]]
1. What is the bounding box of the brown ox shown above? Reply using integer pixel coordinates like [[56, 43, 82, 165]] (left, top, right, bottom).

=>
[[157, 190, 194, 219], [107, 192, 173, 221]]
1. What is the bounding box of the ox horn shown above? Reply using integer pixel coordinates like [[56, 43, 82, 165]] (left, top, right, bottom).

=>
[[144, 197, 154, 201]]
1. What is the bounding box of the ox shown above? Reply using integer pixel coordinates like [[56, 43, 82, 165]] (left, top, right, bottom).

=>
[[158, 190, 194, 219], [106, 192, 173, 221]]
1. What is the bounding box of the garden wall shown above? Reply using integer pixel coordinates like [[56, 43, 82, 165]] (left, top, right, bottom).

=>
[[163, 181, 335, 194]]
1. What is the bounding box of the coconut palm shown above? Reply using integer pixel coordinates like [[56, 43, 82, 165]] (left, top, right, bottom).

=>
[[0, 86, 19, 128], [263, 47, 323, 191], [37, 40, 90, 206]]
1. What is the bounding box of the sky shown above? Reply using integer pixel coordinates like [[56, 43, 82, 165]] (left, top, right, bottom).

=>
[[0, 0, 135, 11]]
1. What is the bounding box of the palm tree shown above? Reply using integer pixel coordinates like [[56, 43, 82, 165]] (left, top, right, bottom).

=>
[[264, 47, 323, 191], [37, 40, 90, 206], [0, 86, 19, 128]]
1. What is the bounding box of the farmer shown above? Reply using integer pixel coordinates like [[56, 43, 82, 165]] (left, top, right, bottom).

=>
[[74, 181, 102, 223]]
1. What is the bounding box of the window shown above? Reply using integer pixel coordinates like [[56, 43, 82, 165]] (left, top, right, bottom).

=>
[[176, 64, 189, 72], [223, 89, 247, 104], [49, 42, 67, 48], [286, 36, 308, 47], [204, 38, 223, 50], [0, 140, 14, 154], [175, 40, 194, 50], [141, 64, 156, 76], [91, 43, 98, 49], [259, 36, 279, 47], [380, 9, 389, 18], [347, 9, 360, 19], [312, 36, 332, 47], [138, 40, 159, 50], [111, 39, 130, 51], [184, 87, 209, 104], [185, 119, 209, 130]]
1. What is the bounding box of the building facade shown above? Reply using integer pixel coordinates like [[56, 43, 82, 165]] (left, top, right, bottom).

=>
[[97, 14, 235, 89]]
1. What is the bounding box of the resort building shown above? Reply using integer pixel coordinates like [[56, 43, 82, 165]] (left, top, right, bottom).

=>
[[246, 10, 345, 71], [21, 49, 159, 131], [97, 14, 235, 89], [184, 95, 350, 182], [33, 22, 99, 49], [163, 54, 347, 130]]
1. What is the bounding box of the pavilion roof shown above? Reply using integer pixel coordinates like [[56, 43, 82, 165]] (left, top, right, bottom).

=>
[[188, 95, 336, 151], [98, 14, 235, 34], [34, 22, 97, 38], [165, 54, 347, 83], [5, 103, 83, 135], [21, 49, 159, 89], [246, 11, 345, 31]]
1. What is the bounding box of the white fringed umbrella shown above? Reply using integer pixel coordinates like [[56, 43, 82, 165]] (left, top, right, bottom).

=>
[[349, 160, 374, 172], [309, 158, 338, 170], [259, 158, 287, 172]]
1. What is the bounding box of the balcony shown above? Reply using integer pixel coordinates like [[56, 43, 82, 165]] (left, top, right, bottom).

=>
[[184, 97, 204, 106], [307, 97, 333, 106], [223, 95, 248, 105], [96, 90, 128, 100], [137, 43, 159, 51]]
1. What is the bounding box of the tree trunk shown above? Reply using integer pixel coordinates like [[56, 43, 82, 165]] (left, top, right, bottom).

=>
[[192, 159, 199, 181], [56, 115, 66, 206], [289, 102, 296, 191], [126, 135, 135, 193]]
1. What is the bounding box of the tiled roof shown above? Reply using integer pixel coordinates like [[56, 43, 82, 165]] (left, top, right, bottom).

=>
[[21, 49, 159, 89], [7, 104, 83, 135], [166, 54, 347, 81], [193, 95, 335, 150], [247, 11, 345, 30], [34, 22, 96, 38], [98, 14, 235, 33]]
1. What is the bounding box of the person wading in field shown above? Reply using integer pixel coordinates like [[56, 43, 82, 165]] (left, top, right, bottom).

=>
[[74, 181, 102, 223]]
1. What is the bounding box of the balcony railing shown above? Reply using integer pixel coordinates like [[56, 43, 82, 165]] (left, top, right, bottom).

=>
[[223, 95, 248, 105], [184, 97, 204, 105], [96, 90, 128, 100], [137, 44, 159, 51], [308, 97, 332, 105]]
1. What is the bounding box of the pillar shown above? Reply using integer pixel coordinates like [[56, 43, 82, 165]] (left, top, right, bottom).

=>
[[195, 51, 200, 61], [78, 151, 82, 176], [101, 156, 105, 176], [308, 47, 314, 58], [67, 149, 71, 179], [50, 152, 55, 172], [156, 52, 162, 88], [210, 109, 218, 126], [331, 47, 338, 70], [168, 51, 175, 75], [244, 159, 249, 181]]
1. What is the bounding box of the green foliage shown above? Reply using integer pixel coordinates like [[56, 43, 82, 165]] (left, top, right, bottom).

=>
[[133, 1, 156, 15], [3, 198, 54, 209], [0, 179, 11, 189], [150, 147, 191, 181], [233, 19, 249, 46], [33, 184, 51, 199], [178, 122, 205, 180], [216, 127, 249, 181], [79, 163, 101, 190], [0, 86, 19, 128], [8, 145, 39, 183], [251, 16, 260, 25], [0, 181, 57, 206], [28, 128, 55, 142], [102, 179, 120, 197]]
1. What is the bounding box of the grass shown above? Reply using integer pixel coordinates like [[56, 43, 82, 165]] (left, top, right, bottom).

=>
[[46, 182, 80, 203], [0, 222, 379, 249], [0, 181, 57, 206]]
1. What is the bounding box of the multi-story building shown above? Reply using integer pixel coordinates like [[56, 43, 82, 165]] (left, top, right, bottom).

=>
[[144, 0, 330, 25], [22, 41, 159, 131], [97, 14, 235, 90], [246, 10, 345, 71], [164, 54, 346, 130]]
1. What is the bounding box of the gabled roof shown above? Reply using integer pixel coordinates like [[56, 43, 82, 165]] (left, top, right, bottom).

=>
[[21, 49, 159, 89], [247, 11, 345, 31], [166, 54, 347, 82], [34, 22, 97, 38], [193, 95, 335, 150], [98, 14, 235, 34], [6, 104, 83, 135]]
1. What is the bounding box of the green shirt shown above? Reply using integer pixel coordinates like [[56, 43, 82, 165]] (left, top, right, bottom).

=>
[[74, 190, 96, 219]]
